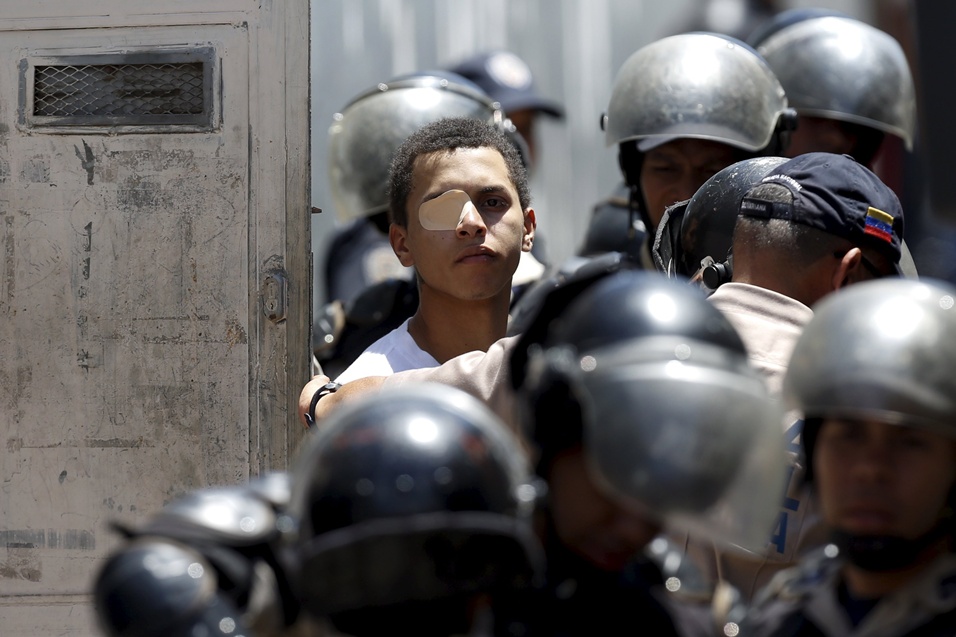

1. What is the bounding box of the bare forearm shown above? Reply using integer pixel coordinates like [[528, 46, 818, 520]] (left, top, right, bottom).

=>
[[297, 374, 386, 429]]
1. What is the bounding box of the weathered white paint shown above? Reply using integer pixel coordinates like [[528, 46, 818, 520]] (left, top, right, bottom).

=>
[[0, 1, 311, 634]]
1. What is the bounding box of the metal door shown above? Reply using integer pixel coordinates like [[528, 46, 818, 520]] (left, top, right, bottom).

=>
[[0, 2, 311, 634]]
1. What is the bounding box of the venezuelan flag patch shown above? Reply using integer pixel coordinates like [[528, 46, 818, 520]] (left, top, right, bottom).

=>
[[864, 207, 895, 244]]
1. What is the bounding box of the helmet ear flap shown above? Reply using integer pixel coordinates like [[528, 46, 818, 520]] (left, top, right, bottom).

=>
[[522, 344, 577, 408], [617, 140, 642, 189], [768, 107, 799, 156], [800, 417, 823, 486], [521, 345, 586, 468], [617, 141, 654, 237]]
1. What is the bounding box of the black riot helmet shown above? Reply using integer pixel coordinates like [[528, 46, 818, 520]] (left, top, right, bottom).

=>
[[289, 384, 544, 636], [653, 156, 788, 287], [94, 539, 252, 637], [511, 270, 787, 553]]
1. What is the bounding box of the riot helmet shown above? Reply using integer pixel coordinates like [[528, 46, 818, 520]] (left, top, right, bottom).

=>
[[784, 278, 956, 569], [328, 71, 505, 224], [603, 33, 792, 154], [289, 384, 543, 635], [653, 155, 788, 285], [101, 474, 300, 631], [601, 32, 796, 238], [786, 278, 956, 446], [94, 539, 251, 637], [512, 270, 787, 553], [751, 11, 916, 153]]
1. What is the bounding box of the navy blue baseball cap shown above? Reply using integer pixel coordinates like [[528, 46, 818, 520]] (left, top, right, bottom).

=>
[[448, 51, 564, 118], [739, 152, 904, 274]]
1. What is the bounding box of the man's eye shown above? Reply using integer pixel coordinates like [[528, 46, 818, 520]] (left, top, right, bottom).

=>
[[825, 424, 863, 443], [898, 433, 933, 450], [649, 164, 677, 174], [483, 197, 508, 209]]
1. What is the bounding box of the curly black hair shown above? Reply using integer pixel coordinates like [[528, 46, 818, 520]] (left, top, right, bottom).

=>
[[386, 117, 531, 227]]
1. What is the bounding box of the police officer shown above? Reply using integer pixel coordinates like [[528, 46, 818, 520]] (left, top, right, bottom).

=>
[[661, 152, 907, 604], [748, 9, 916, 168], [92, 472, 299, 637], [504, 269, 788, 636], [300, 267, 791, 635], [652, 155, 788, 288], [290, 383, 544, 636], [94, 385, 544, 637], [447, 50, 564, 172], [744, 278, 956, 636], [580, 32, 796, 267]]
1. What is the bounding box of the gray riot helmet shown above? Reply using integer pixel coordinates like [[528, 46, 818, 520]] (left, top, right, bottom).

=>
[[601, 32, 796, 238], [784, 278, 956, 571], [289, 384, 543, 636], [603, 33, 794, 156], [653, 156, 788, 284], [752, 12, 916, 151], [328, 72, 505, 223], [514, 270, 787, 553], [785, 278, 956, 441]]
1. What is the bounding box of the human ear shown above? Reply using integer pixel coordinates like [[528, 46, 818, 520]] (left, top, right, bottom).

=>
[[833, 247, 863, 290], [522, 208, 536, 252], [389, 223, 415, 267]]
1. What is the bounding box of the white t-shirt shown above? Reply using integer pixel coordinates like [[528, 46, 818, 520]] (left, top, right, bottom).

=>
[[333, 318, 439, 384]]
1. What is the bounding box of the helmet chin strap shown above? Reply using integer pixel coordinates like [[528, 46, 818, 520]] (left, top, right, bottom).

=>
[[618, 142, 654, 245], [831, 519, 953, 572], [627, 183, 644, 241]]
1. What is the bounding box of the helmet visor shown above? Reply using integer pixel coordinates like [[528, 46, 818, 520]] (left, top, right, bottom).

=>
[[575, 340, 788, 554]]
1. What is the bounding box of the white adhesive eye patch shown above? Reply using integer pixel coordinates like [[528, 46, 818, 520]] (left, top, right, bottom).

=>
[[418, 189, 477, 231]]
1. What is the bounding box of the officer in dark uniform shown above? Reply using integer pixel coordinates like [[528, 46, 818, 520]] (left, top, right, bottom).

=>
[[447, 50, 564, 172], [580, 32, 796, 268], [291, 384, 544, 636], [92, 472, 299, 637], [744, 278, 956, 636], [504, 269, 788, 636], [748, 9, 916, 168], [652, 155, 787, 288]]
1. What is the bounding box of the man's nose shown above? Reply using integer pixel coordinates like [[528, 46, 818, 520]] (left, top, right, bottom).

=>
[[674, 172, 708, 203], [850, 439, 895, 482], [456, 202, 487, 237]]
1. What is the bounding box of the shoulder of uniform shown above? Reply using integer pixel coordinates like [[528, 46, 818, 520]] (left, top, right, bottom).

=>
[[643, 536, 715, 602], [758, 547, 840, 604]]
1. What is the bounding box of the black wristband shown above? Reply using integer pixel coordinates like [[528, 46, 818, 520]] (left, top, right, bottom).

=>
[[305, 382, 341, 428]]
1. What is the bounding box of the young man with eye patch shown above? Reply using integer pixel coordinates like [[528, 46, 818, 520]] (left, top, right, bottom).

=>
[[330, 116, 536, 386]]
